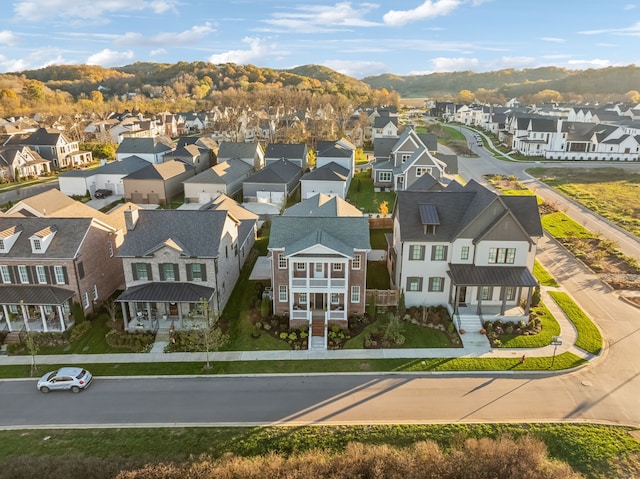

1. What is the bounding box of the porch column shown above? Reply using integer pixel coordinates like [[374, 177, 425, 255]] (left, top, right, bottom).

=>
[[454, 286, 461, 316], [39, 305, 47, 332], [178, 305, 183, 329], [20, 302, 29, 331], [500, 289, 507, 315], [476, 297, 482, 316], [3, 305, 11, 333], [146, 301, 152, 320], [524, 287, 533, 315], [57, 305, 65, 331], [120, 302, 129, 330]]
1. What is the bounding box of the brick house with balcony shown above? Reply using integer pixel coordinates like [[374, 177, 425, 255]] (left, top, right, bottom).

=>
[[0, 216, 122, 333], [268, 206, 370, 349]]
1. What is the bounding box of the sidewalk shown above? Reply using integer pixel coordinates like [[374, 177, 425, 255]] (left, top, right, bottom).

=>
[[0, 284, 593, 367]]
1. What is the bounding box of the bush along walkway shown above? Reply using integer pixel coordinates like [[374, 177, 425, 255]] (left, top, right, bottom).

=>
[[0, 283, 596, 369]]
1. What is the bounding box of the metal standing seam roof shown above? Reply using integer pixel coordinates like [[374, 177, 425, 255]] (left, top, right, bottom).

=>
[[418, 203, 440, 225], [0, 285, 75, 305], [116, 282, 215, 303], [447, 264, 538, 287]]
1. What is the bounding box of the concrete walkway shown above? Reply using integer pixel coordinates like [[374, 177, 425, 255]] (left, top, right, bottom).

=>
[[0, 282, 594, 367]]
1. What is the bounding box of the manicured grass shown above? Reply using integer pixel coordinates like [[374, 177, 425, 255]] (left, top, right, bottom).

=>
[[347, 170, 396, 213], [369, 228, 391, 249], [0, 423, 637, 478], [497, 303, 561, 348], [343, 315, 456, 349], [0, 350, 587, 380], [366, 260, 390, 290], [549, 291, 603, 355], [534, 259, 559, 287], [441, 124, 466, 141], [541, 211, 595, 239], [529, 167, 640, 238]]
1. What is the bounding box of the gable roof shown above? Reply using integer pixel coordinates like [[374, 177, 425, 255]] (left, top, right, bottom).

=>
[[264, 143, 307, 160], [218, 141, 261, 160], [301, 161, 349, 182], [22, 128, 69, 146], [116, 136, 175, 155], [243, 158, 301, 184], [123, 159, 194, 180], [407, 172, 444, 192], [118, 210, 232, 258], [269, 216, 370, 256], [283, 193, 362, 217], [184, 157, 253, 186]]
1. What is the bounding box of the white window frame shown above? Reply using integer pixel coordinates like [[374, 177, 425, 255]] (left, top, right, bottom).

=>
[[278, 285, 288, 302], [295, 262, 306, 271], [36, 265, 47, 284], [93, 284, 99, 301], [0, 238, 4, 252], [315, 263, 323, 274], [83, 291, 90, 309], [332, 263, 343, 272], [54, 266, 65, 284], [488, 247, 516, 264], [480, 286, 493, 301], [107, 240, 114, 258], [331, 293, 340, 304], [278, 254, 287, 269], [350, 285, 360, 303], [461, 246, 470, 261], [0, 265, 11, 283], [504, 287, 517, 301], [18, 265, 29, 284], [401, 154, 411, 163], [416, 167, 431, 177], [32, 238, 41, 252], [352, 254, 361, 270], [299, 292, 307, 304], [378, 171, 392, 182]]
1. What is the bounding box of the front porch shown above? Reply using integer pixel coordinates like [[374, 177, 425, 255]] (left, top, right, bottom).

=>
[[0, 285, 75, 333]]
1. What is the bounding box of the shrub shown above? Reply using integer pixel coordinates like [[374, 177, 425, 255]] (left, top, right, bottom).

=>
[[280, 332, 288, 340], [72, 301, 85, 324], [69, 321, 91, 343]]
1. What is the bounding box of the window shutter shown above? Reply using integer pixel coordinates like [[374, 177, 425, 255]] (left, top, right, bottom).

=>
[[159, 264, 165, 281], [186, 264, 193, 281], [200, 264, 207, 281], [173, 264, 180, 281], [146, 264, 152, 281], [48, 266, 55, 284], [419, 277, 423, 291], [62, 266, 69, 284], [420, 245, 425, 260], [431, 246, 436, 260], [443, 246, 448, 258], [28, 266, 36, 284], [131, 263, 138, 281], [45, 266, 52, 284]]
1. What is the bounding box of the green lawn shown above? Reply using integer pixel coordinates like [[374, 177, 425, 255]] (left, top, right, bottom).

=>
[[497, 303, 561, 348], [366, 261, 390, 290], [343, 315, 456, 349], [370, 228, 391, 249], [534, 260, 559, 287], [347, 170, 396, 213], [541, 211, 595, 239], [549, 291, 603, 355]]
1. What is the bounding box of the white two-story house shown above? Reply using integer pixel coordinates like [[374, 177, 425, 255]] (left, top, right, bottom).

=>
[[388, 180, 543, 333]]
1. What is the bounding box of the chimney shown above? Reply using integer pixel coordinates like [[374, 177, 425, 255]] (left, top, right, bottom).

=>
[[124, 207, 139, 231]]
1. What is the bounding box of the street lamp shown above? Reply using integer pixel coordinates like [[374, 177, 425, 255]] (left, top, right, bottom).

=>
[[550, 335, 562, 368]]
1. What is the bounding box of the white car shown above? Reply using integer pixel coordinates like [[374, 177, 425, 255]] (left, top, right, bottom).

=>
[[37, 367, 93, 393]]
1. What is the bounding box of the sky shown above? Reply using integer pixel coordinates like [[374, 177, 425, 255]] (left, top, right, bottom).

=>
[[0, 0, 639, 79]]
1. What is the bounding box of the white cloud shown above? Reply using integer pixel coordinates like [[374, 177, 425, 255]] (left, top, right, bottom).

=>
[[13, 0, 179, 22], [429, 56, 480, 72], [566, 58, 612, 69], [86, 48, 135, 67], [0, 30, 19, 45], [624, 4, 636, 10], [0, 48, 71, 73], [150, 48, 167, 56], [113, 23, 215, 47], [383, 0, 462, 27], [322, 60, 388, 77], [579, 21, 640, 36], [209, 37, 274, 64], [263, 2, 380, 32], [541, 37, 565, 43]]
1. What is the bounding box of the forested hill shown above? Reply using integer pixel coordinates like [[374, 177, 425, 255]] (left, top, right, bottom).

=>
[[362, 65, 640, 99]]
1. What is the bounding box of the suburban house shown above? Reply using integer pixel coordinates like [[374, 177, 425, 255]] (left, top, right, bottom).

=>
[[387, 180, 543, 335], [58, 156, 149, 197], [371, 115, 398, 139], [122, 160, 195, 204], [283, 193, 362, 217], [115, 136, 175, 164], [0, 145, 50, 181], [300, 162, 350, 199], [316, 138, 356, 175], [116, 207, 256, 331], [0, 216, 123, 333], [264, 143, 309, 169], [183, 158, 254, 203], [15, 128, 92, 169], [176, 136, 218, 165], [163, 143, 212, 174], [269, 198, 370, 349], [372, 128, 447, 191], [217, 141, 264, 170], [242, 158, 303, 207]]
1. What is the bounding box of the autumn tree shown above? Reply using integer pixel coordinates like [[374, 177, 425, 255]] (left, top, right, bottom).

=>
[[456, 89, 475, 104], [625, 90, 640, 103]]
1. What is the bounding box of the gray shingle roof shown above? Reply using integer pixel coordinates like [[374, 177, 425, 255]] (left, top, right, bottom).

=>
[[118, 210, 230, 258], [301, 162, 348, 181], [0, 217, 93, 259], [116, 136, 175, 155], [264, 143, 307, 160], [269, 216, 370, 256], [123, 159, 194, 180], [283, 193, 362, 217], [218, 141, 261, 160], [184, 158, 253, 186], [243, 158, 301, 185]]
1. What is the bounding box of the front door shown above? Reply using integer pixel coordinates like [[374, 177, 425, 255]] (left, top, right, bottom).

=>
[[169, 303, 179, 316], [315, 293, 324, 311], [458, 287, 467, 305], [314, 263, 324, 278]]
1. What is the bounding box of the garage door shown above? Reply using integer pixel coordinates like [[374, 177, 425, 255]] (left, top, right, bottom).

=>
[[131, 192, 143, 203]]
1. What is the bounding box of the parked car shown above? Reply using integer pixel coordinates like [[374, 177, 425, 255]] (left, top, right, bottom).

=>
[[37, 367, 93, 393], [94, 189, 113, 198]]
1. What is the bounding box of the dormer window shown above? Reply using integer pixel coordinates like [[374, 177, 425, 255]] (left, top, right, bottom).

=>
[[0, 225, 23, 253], [30, 225, 57, 254], [33, 239, 41, 251]]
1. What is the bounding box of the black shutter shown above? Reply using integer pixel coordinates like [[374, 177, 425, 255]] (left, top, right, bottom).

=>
[[78, 261, 85, 280], [28, 266, 35, 284], [131, 263, 138, 281], [62, 266, 69, 284], [48, 266, 55, 284], [146, 263, 152, 281], [159, 264, 165, 281], [173, 264, 180, 281], [200, 264, 207, 281], [186, 264, 192, 281], [10, 266, 18, 283], [420, 245, 425, 260], [45, 266, 52, 284]]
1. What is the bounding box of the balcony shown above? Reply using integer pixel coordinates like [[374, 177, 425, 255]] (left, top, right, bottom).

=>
[[291, 278, 346, 290]]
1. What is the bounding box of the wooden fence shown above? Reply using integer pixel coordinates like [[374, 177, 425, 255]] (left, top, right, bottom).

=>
[[366, 289, 400, 307]]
